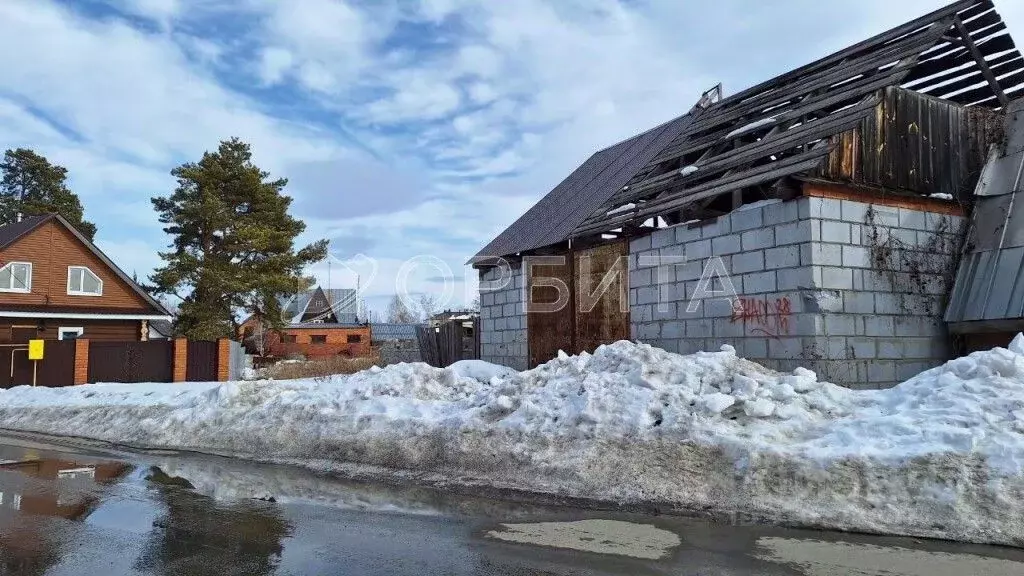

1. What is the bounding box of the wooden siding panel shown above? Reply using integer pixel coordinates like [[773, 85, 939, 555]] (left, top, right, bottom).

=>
[[0, 221, 152, 311], [0, 319, 141, 343], [817, 86, 1001, 198]]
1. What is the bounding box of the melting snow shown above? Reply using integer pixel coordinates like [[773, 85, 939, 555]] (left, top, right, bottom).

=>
[[2, 340, 1024, 545]]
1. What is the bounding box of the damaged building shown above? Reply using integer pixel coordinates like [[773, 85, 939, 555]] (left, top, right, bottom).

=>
[[472, 0, 1024, 388]]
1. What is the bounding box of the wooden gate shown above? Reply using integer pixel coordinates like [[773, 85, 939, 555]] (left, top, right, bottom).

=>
[[417, 318, 480, 368], [526, 240, 630, 368], [0, 341, 76, 388], [88, 341, 174, 383], [186, 340, 218, 381]]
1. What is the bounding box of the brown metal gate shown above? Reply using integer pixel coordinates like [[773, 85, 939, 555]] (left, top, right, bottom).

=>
[[186, 340, 219, 381], [526, 240, 630, 368], [0, 341, 76, 388], [88, 341, 174, 383]]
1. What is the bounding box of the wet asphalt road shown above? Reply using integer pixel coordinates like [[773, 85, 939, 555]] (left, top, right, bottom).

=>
[[0, 436, 1022, 575]]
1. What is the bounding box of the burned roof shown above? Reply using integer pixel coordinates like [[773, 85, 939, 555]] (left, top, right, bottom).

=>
[[474, 0, 1023, 263]]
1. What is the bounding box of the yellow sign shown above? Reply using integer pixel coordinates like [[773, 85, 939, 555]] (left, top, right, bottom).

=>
[[28, 339, 44, 360]]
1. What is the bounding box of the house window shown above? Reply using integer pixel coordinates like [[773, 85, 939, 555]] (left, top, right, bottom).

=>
[[67, 266, 103, 296], [0, 262, 31, 293], [310, 335, 327, 344], [58, 327, 84, 340], [281, 334, 297, 344], [347, 334, 361, 344]]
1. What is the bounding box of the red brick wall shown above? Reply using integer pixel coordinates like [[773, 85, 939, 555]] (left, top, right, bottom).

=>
[[172, 338, 188, 382], [73, 339, 89, 385], [269, 326, 373, 359], [217, 338, 231, 381]]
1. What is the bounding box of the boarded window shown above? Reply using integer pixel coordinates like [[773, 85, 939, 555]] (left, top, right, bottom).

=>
[[281, 334, 297, 343], [347, 334, 361, 343], [311, 335, 327, 344]]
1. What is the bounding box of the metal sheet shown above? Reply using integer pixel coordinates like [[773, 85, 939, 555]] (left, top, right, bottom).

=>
[[968, 250, 998, 320], [983, 247, 1024, 319]]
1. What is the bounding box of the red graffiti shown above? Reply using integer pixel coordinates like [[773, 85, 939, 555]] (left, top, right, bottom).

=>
[[730, 297, 792, 339]]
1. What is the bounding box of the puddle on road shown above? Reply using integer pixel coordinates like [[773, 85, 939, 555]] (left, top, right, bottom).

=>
[[0, 451, 130, 522], [486, 519, 681, 559], [755, 537, 1024, 576]]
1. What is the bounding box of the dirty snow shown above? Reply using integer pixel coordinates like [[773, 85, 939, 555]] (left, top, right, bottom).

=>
[[2, 338, 1024, 545]]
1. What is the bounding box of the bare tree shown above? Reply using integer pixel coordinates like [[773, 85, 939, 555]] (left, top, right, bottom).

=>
[[416, 293, 440, 322], [469, 295, 480, 312], [242, 317, 270, 358], [386, 294, 416, 323]]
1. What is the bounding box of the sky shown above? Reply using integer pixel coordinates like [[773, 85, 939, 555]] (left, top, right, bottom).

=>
[[0, 0, 1021, 318]]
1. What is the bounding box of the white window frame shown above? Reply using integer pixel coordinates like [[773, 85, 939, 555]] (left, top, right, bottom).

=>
[[58, 327, 84, 340], [0, 261, 32, 293], [67, 266, 103, 297]]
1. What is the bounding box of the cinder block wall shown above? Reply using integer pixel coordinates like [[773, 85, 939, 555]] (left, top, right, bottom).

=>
[[629, 195, 964, 389], [479, 263, 528, 370]]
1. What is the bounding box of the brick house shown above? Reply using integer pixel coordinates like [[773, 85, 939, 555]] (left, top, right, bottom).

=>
[[472, 0, 1022, 387], [0, 213, 172, 343], [240, 286, 371, 359]]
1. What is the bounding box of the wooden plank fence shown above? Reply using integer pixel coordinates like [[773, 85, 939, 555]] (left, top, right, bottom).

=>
[[417, 318, 480, 367]]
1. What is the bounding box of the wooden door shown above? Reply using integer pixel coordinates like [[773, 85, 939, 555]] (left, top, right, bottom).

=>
[[526, 253, 574, 368], [526, 240, 631, 368], [574, 241, 630, 354]]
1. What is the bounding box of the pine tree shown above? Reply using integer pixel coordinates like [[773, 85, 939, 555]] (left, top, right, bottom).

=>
[[149, 138, 328, 340], [0, 148, 97, 240]]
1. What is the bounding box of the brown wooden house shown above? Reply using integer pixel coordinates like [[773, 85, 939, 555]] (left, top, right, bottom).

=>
[[0, 213, 172, 343]]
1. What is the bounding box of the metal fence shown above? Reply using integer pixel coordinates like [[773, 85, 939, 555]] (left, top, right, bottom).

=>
[[88, 341, 174, 383]]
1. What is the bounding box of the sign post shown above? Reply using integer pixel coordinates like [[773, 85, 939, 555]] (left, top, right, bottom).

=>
[[27, 339, 44, 387]]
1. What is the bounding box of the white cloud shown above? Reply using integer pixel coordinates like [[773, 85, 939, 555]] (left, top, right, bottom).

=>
[[257, 46, 294, 85], [2, 0, 1023, 310]]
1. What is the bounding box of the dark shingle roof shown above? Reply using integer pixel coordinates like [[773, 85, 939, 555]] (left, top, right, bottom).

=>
[[470, 113, 694, 263], [0, 214, 52, 250]]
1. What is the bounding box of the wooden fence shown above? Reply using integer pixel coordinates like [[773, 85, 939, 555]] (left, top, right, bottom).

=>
[[416, 318, 480, 368]]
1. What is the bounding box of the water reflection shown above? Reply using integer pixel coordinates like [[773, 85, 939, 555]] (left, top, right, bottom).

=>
[[133, 466, 293, 576], [0, 456, 130, 576]]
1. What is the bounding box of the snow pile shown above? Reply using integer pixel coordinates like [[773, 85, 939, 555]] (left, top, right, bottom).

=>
[[2, 340, 1024, 545]]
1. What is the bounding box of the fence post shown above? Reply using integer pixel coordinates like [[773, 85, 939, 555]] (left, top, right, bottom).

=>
[[217, 338, 231, 381], [74, 339, 90, 385], [173, 338, 188, 382]]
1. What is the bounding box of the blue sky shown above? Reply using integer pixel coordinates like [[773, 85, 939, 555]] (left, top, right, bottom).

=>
[[1, 0, 1021, 317]]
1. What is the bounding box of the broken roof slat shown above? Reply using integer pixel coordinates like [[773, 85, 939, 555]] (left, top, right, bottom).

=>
[[474, 0, 1022, 263]]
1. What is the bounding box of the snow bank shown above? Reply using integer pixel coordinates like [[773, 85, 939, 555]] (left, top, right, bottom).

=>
[[2, 341, 1024, 545]]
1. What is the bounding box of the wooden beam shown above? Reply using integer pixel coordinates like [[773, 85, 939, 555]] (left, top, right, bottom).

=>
[[953, 15, 1010, 107]]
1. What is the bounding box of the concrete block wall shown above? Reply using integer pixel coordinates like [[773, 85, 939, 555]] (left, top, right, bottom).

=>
[[479, 263, 528, 370], [629, 196, 964, 389]]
